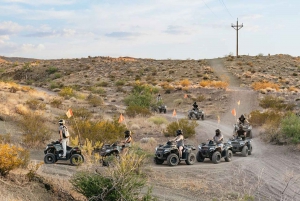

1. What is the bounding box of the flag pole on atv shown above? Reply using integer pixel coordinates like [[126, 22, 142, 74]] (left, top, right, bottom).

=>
[[118, 113, 128, 128], [66, 108, 82, 146], [172, 109, 179, 126]]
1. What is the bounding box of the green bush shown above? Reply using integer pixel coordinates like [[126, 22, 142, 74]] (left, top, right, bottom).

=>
[[46, 66, 58, 74], [125, 105, 152, 118], [58, 87, 75, 98], [87, 95, 103, 107], [50, 98, 63, 108], [164, 119, 198, 138], [280, 113, 300, 143], [19, 112, 51, 147], [148, 116, 168, 126], [96, 81, 109, 87], [124, 83, 153, 108], [71, 107, 93, 120], [249, 110, 282, 126], [115, 80, 125, 86], [259, 95, 295, 111]]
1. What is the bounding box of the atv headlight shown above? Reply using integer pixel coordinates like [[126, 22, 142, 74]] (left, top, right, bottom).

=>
[[164, 148, 170, 153], [45, 146, 48, 150], [155, 147, 158, 151], [209, 147, 215, 151], [198, 145, 202, 150], [106, 149, 111, 153], [240, 142, 245, 145]]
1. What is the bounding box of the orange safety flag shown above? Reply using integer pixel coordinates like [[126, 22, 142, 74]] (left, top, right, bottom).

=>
[[172, 109, 177, 117], [118, 113, 125, 123], [184, 94, 188, 98], [66, 109, 73, 118], [237, 100, 240, 106], [231, 108, 236, 117]]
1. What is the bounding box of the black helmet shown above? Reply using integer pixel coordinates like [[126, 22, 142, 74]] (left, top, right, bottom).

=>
[[240, 114, 245, 119], [215, 129, 221, 136], [176, 129, 183, 136], [59, 119, 65, 125], [124, 130, 131, 137]]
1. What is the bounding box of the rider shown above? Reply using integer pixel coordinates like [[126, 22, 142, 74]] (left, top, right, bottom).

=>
[[122, 130, 132, 147], [213, 129, 223, 149], [172, 129, 184, 158], [157, 94, 162, 103], [192, 102, 199, 111], [238, 114, 249, 125], [236, 124, 246, 140], [59, 119, 69, 158]]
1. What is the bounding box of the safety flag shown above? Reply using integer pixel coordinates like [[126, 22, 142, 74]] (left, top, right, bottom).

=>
[[172, 109, 177, 117], [237, 100, 240, 106], [231, 108, 236, 117], [66, 109, 73, 118], [184, 94, 188, 98], [217, 115, 220, 124], [118, 113, 125, 123]]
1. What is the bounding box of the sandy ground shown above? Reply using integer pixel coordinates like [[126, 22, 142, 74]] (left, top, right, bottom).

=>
[[35, 59, 300, 201]]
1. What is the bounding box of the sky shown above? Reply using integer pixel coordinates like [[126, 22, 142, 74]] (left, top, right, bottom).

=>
[[0, 0, 299, 60]]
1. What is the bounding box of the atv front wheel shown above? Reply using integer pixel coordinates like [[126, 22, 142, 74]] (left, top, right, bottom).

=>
[[163, 109, 166, 114], [44, 153, 56, 164], [201, 115, 204, 120], [248, 145, 253, 155], [154, 157, 164, 164], [241, 146, 248, 157], [70, 154, 84, 166], [212, 152, 221, 164], [196, 152, 205, 162], [167, 153, 179, 166], [185, 153, 196, 165], [225, 150, 233, 162]]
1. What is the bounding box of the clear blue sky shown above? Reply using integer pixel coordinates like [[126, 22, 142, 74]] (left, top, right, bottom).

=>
[[0, 0, 299, 59]]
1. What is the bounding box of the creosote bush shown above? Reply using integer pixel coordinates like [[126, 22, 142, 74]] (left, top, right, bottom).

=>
[[0, 143, 29, 176], [259, 95, 295, 111], [164, 119, 198, 138], [26, 99, 46, 110], [125, 105, 152, 118], [280, 113, 300, 143], [70, 151, 156, 201], [251, 81, 279, 91], [19, 112, 51, 147], [58, 86, 75, 98]]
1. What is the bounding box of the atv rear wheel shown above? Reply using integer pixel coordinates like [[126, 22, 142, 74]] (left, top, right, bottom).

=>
[[248, 145, 253, 155], [70, 154, 84, 166], [241, 146, 248, 157], [212, 152, 221, 164], [225, 150, 233, 162], [185, 153, 196, 165], [154, 157, 164, 164], [196, 152, 205, 162], [167, 153, 179, 166], [163, 109, 166, 114], [201, 115, 204, 120], [44, 153, 56, 164]]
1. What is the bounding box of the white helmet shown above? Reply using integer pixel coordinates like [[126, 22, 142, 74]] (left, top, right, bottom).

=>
[[59, 119, 65, 125]]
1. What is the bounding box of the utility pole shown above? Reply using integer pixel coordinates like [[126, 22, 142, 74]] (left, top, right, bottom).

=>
[[231, 18, 243, 57]]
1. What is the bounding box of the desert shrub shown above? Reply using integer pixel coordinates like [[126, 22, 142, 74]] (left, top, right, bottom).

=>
[[249, 110, 282, 127], [50, 81, 63, 89], [0, 143, 29, 176], [180, 79, 191, 87], [164, 119, 198, 138], [15, 104, 28, 115], [91, 87, 106, 95], [115, 80, 125, 86], [97, 81, 109, 87], [192, 94, 206, 102], [26, 99, 46, 110], [199, 80, 228, 89], [46, 66, 58, 74], [173, 99, 183, 107], [148, 116, 168, 126], [124, 83, 153, 108], [251, 81, 279, 91], [71, 152, 155, 201], [70, 118, 126, 143], [87, 95, 103, 107], [259, 95, 295, 111], [54, 73, 61, 79], [116, 86, 126, 93], [58, 86, 75, 98], [50, 98, 63, 108], [280, 113, 300, 143], [72, 107, 93, 120], [125, 105, 152, 118], [19, 112, 51, 147]]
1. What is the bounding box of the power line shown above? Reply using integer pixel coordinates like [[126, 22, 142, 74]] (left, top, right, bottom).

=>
[[219, 0, 233, 18], [201, 0, 217, 18]]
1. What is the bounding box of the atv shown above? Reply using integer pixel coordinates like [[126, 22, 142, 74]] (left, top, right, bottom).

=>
[[98, 142, 124, 166], [227, 135, 252, 157], [233, 123, 252, 138], [152, 104, 167, 114], [44, 141, 84, 166], [196, 140, 233, 164], [154, 140, 196, 166], [188, 109, 204, 120]]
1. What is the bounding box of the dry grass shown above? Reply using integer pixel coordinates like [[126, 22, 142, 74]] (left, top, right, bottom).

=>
[[180, 79, 191, 87], [251, 81, 280, 91], [199, 80, 229, 89]]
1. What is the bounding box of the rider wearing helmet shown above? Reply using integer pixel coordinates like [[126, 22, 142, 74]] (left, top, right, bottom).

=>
[[59, 119, 69, 158], [213, 129, 223, 149], [238, 114, 249, 125], [122, 130, 132, 147], [236, 124, 246, 140], [192, 102, 199, 111], [172, 129, 184, 158]]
